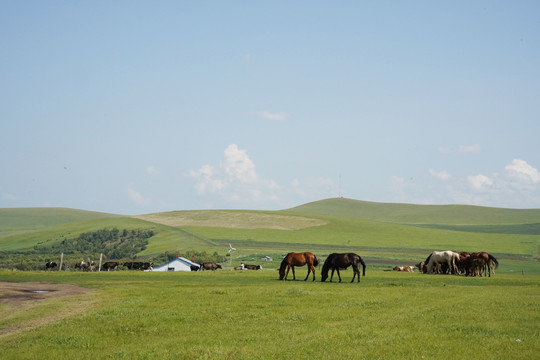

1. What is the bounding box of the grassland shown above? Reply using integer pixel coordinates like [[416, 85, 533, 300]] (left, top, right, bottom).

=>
[[1, 270, 539, 359], [0, 199, 539, 359]]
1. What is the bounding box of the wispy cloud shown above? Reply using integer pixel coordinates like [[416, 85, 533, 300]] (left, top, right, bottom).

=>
[[438, 144, 481, 154], [146, 165, 160, 176], [126, 187, 150, 206], [429, 169, 451, 180], [252, 111, 290, 121]]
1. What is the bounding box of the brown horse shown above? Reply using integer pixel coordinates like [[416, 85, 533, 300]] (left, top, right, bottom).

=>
[[321, 253, 366, 283], [278, 252, 319, 281]]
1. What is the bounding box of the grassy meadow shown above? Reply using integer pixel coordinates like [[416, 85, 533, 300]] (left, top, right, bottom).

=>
[[0, 198, 539, 359], [1, 270, 539, 359]]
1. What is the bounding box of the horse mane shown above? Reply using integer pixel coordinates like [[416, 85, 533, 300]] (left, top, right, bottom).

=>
[[279, 254, 291, 273]]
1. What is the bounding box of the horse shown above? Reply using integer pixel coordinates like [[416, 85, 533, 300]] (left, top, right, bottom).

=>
[[424, 250, 460, 274], [278, 252, 319, 281], [470, 252, 499, 277], [321, 253, 366, 283]]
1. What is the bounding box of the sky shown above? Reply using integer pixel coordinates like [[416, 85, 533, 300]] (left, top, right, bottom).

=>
[[1, 1, 540, 215]]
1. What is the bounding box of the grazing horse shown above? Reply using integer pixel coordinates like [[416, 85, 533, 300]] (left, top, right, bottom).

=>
[[278, 252, 319, 281], [424, 251, 459, 274], [321, 253, 366, 283], [470, 252, 499, 277]]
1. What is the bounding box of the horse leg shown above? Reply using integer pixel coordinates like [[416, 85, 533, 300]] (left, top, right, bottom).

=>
[[285, 265, 291, 280], [304, 266, 310, 281], [292, 266, 296, 280], [336, 268, 342, 283], [308, 264, 316, 281], [330, 268, 335, 282], [352, 264, 360, 283]]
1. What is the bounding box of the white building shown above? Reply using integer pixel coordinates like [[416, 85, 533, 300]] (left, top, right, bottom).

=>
[[152, 257, 199, 272]]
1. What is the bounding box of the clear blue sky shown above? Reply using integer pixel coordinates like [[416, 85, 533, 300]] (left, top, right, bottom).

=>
[[1, 1, 539, 215]]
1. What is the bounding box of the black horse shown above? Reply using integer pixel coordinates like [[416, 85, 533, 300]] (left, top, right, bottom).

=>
[[321, 253, 366, 283]]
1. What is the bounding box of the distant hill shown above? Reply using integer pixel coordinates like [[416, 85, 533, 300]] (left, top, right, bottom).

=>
[[288, 198, 540, 225], [0, 208, 120, 231], [1, 199, 539, 274]]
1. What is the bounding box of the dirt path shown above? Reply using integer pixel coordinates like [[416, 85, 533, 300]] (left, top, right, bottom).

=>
[[0, 281, 94, 337]]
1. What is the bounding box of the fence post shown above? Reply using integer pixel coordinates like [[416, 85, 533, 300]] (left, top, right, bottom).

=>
[[59, 252, 63, 271], [99, 253, 103, 272]]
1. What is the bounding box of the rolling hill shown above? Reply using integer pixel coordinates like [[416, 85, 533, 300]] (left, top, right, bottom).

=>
[[1, 199, 539, 273]]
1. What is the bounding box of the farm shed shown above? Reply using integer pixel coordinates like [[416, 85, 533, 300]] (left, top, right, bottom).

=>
[[153, 257, 199, 272]]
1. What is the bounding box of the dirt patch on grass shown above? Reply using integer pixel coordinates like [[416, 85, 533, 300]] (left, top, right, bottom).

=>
[[0, 281, 94, 337]]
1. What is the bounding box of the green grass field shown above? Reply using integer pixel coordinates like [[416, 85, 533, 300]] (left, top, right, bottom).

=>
[[0, 198, 539, 358], [1, 270, 538, 359]]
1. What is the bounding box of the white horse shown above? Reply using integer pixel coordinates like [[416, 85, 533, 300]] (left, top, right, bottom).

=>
[[425, 251, 459, 274]]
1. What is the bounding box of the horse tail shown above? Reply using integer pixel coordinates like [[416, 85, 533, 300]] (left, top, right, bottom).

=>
[[278, 256, 289, 280], [488, 254, 499, 269], [313, 255, 319, 268], [358, 256, 366, 276]]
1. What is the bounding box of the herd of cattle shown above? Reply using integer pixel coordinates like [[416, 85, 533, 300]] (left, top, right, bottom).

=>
[[44, 261, 154, 271]]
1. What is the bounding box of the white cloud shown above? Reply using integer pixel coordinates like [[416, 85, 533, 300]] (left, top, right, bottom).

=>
[[467, 174, 493, 190], [126, 187, 150, 206], [224, 144, 257, 183], [504, 159, 540, 184], [188, 144, 337, 208], [429, 169, 451, 180], [189, 165, 224, 194], [253, 111, 290, 121]]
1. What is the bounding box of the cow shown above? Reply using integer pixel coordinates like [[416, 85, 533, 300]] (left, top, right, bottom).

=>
[[200, 262, 222, 271], [45, 261, 57, 270], [123, 262, 143, 270], [102, 261, 119, 271], [141, 262, 153, 271], [75, 261, 95, 271], [245, 264, 262, 270]]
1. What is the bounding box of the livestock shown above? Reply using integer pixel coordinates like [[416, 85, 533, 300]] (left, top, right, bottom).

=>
[[245, 264, 262, 270], [470, 252, 498, 277], [45, 261, 57, 270], [75, 261, 95, 271], [424, 251, 460, 274], [102, 261, 119, 271], [278, 252, 319, 281], [190, 265, 200, 271], [200, 262, 222, 271], [141, 262, 153, 271], [321, 253, 366, 283], [393, 266, 414, 272], [123, 262, 143, 270], [123, 261, 153, 270]]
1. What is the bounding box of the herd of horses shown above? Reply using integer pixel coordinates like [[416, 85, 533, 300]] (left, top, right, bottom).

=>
[[416, 250, 499, 277], [278, 250, 500, 282]]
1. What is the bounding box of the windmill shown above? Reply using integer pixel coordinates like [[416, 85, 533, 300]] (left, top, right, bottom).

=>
[[228, 243, 236, 266]]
